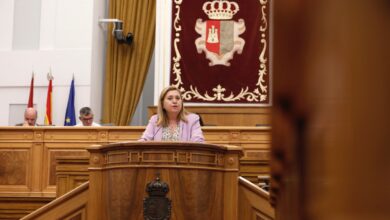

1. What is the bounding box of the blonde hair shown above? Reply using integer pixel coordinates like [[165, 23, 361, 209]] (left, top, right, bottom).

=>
[[157, 86, 188, 127]]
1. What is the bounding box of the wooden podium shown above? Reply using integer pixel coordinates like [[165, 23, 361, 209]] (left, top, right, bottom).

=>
[[87, 141, 243, 220]]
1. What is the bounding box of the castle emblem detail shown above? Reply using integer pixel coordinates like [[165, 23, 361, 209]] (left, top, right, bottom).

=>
[[195, 0, 246, 66]]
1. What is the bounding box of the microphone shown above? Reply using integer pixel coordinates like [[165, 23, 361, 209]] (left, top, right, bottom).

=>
[[151, 126, 162, 141]]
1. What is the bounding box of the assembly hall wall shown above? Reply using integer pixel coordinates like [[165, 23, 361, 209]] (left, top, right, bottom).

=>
[[0, 0, 268, 127], [0, 0, 108, 126]]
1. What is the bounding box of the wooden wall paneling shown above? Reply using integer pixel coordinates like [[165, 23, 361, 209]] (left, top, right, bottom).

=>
[[43, 129, 100, 142], [242, 148, 270, 161], [148, 106, 271, 126], [0, 197, 53, 220], [203, 130, 231, 143], [40, 127, 106, 194], [97, 130, 109, 142], [56, 156, 89, 197], [0, 143, 32, 194], [239, 149, 270, 182], [31, 142, 44, 195], [0, 129, 36, 197], [203, 127, 271, 184], [240, 130, 271, 144], [240, 163, 269, 183], [204, 132, 231, 143], [0, 129, 34, 141], [0, 129, 46, 219], [42, 143, 90, 194], [107, 126, 144, 142], [56, 176, 68, 199]]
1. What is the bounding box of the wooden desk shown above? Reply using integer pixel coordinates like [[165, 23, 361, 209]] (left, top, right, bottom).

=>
[[0, 126, 270, 198]]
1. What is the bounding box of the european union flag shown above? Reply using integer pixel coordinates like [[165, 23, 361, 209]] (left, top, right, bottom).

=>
[[64, 78, 76, 126]]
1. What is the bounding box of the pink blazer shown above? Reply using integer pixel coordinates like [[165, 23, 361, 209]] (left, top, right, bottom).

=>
[[139, 113, 205, 142]]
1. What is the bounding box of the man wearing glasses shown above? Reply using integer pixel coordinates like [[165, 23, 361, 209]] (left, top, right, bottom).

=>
[[75, 107, 101, 126]]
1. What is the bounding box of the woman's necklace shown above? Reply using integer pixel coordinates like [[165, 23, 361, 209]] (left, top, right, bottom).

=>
[[168, 120, 178, 129]]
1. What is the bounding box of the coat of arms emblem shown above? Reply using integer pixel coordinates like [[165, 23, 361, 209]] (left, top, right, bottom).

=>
[[195, 0, 246, 66]]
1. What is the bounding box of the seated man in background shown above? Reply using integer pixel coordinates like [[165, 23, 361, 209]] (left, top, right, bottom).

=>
[[19, 107, 39, 126], [75, 107, 101, 127]]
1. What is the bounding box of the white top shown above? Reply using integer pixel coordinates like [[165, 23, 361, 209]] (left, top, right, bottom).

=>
[[74, 122, 101, 127]]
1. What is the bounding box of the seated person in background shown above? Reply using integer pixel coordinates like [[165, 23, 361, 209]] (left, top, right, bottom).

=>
[[139, 86, 204, 142], [75, 107, 101, 126], [17, 107, 39, 126]]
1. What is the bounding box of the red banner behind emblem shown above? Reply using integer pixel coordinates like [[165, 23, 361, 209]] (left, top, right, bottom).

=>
[[170, 0, 271, 104]]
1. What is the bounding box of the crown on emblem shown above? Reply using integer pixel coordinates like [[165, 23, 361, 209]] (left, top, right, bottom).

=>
[[146, 177, 169, 197], [202, 0, 239, 20]]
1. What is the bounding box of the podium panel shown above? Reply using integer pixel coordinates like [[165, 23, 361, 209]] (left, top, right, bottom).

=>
[[87, 142, 242, 220]]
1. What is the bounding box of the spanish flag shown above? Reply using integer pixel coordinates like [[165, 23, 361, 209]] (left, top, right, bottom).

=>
[[44, 72, 53, 125]]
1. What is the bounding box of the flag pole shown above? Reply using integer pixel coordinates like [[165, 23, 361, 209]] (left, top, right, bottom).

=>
[[27, 72, 34, 108], [64, 76, 76, 126], [45, 69, 54, 125]]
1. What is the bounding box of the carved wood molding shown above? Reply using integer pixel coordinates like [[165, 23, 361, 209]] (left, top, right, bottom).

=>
[[103, 150, 225, 168]]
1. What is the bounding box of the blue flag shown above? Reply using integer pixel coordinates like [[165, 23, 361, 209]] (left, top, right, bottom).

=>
[[64, 78, 76, 126]]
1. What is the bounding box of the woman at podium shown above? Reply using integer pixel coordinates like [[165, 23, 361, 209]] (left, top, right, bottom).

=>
[[139, 86, 204, 142]]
